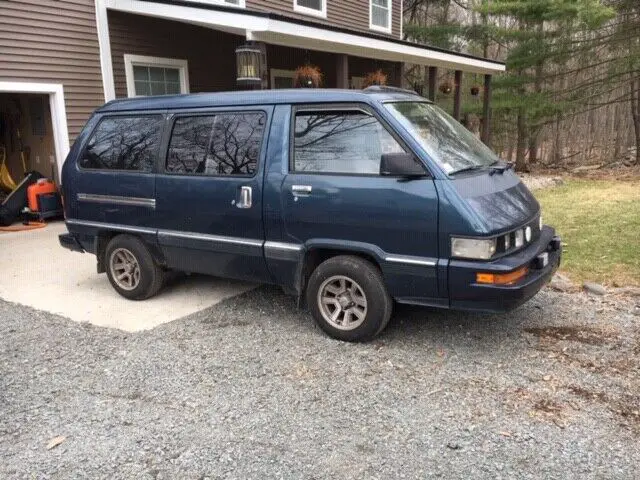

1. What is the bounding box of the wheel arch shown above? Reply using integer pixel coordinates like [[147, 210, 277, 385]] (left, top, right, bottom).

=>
[[294, 240, 386, 303], [95, 230, 164, 274]]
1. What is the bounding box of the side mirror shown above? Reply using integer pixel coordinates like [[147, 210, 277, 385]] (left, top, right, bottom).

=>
[[380, 153, 426, 177]]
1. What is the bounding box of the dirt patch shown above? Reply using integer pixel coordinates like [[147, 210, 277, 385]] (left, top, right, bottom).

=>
[[567, 385, 609, 403], [533, 398, 564, 414], [524, 325, 619, 346], [566, 385, 640, 429]]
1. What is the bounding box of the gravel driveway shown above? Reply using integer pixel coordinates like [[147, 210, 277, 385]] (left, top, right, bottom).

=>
[[1, 285, 639, 479]]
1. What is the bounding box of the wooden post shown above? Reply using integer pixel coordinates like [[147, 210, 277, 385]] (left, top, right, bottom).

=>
[[336, 54, 349, 89], [482, 74, 493, 146], [427, 66, 437, 101], [453, 70, 462, 121]]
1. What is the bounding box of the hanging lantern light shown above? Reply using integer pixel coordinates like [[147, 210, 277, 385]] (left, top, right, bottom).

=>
[[236, 43, 262, 89]]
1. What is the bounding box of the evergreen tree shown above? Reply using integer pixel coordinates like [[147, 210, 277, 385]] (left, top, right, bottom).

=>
[[404, 0, 616, 170], [479, 0, 615, 170]]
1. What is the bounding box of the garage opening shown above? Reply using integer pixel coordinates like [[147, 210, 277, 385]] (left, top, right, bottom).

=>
[[0, 90, 65, 228]]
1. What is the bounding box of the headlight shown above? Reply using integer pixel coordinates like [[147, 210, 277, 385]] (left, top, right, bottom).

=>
[[514, 229, 524, 248], [451, 237, 496, 260]]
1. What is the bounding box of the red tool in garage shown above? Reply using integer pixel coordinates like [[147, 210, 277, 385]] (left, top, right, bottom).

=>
[[27, 178, 63, 220]]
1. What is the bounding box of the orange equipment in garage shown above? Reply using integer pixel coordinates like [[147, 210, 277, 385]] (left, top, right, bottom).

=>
[[27, 178, 57, 212]]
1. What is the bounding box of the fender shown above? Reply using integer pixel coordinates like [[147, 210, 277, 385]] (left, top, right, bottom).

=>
[[293, 238, 389, 303]]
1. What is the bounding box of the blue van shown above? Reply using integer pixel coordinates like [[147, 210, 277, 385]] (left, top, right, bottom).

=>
[[59, 87, 561, 341]]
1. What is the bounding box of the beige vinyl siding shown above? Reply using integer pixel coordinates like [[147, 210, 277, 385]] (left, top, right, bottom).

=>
[[247, 0, 402, 38], [0, 0, 104, 142]]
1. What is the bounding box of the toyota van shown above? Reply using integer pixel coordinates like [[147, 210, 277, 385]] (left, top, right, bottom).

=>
[[59, 87, 561, 341]]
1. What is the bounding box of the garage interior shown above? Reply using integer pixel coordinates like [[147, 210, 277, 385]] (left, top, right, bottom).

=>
[[0, 92, 63, 229]]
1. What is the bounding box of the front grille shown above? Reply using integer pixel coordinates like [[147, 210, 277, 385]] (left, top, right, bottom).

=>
[[494, 216, 541, 257]]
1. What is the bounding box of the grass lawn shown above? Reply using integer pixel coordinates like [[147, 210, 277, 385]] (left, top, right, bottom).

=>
[[534, 179, 640, 287]]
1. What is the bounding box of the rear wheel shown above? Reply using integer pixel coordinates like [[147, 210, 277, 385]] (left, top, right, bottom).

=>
[[105, 234, 164, 300], [306, 255, 392, 342]]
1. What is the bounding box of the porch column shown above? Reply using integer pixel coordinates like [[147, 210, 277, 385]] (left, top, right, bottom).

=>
[[336, 54, 349, 89], [481, 74, 493, 146], [427, 66, 437, 101], [453, 70, 462, 121]]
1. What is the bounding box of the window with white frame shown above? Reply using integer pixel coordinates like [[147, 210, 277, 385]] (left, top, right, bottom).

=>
[[124, 55, 190, 97], [370, 0, 392, 33], [294, 0, 326, 18], [270, 69, 296, 89]]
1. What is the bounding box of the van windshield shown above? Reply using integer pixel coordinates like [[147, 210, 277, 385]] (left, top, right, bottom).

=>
[[383, 101, 500, 175]]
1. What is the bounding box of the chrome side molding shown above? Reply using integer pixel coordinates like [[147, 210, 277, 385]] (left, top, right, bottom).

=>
[[65, 219, 436, 268], [158, 229, 263, 248], [264, 241, 304, 252], [65, 219, 156, 235], [77, 193, 156, 209], [385, 255, 437, 267]]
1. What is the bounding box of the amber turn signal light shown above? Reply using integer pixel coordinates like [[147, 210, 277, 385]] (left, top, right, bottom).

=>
[[476, 266, 528, 285]]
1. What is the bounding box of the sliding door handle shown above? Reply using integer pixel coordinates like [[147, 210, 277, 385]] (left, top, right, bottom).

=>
[[292, 185, 312, 195]]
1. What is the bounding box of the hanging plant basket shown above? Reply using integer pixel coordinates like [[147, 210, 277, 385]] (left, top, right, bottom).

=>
[[363, 70, 388, 88], [439, 81, 453, 95], [294, 65, 323, 88], [470, 85, 481, 96]]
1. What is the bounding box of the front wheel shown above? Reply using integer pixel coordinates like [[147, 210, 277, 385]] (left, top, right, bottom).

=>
[[306, 255, 392, 342]]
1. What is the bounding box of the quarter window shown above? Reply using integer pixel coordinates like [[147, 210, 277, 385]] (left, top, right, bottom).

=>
[[293, 110, 405, 174], [370, 0, 392, 33], [294, 0, 326, 17], [79, 115, 163, 171], [166, 112, 266, 176]]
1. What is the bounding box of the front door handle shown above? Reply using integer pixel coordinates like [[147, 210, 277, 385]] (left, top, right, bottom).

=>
[[291, 185, 312, 196], [236, 186, 252, 209]]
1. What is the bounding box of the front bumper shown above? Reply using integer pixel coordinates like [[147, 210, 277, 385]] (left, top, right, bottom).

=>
[[449, 226, 561, 312]]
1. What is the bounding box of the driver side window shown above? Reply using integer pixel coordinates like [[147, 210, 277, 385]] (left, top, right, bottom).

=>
[[293, 109, 405, 175]]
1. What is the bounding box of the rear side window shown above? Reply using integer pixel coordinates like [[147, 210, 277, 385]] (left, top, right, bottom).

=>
[[166, 112, 266, 176], [293, 110, 405, 174], [79, 115, 163, 171]]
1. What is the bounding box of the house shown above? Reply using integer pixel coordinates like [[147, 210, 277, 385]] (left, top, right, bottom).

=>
[[0, 0, 505, 184]]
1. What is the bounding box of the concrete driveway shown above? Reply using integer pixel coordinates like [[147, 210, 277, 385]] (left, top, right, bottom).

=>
[[0, 221, 256, 331]]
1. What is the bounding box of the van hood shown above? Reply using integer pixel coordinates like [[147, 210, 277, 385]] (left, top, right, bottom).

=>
[[451, 170, 540, 233]]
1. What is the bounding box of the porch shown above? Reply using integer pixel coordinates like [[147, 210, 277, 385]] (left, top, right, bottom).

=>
[[98, 0, 505, 142]]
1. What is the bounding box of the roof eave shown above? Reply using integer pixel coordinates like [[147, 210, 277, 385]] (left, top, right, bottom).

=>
[[106, 0, 505, 75]]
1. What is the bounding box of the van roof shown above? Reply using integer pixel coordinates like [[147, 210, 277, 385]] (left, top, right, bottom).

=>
[[97, 87, 427, 113]]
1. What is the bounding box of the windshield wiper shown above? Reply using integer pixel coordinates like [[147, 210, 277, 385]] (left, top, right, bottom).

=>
[[488, 162, 515, 175], [449, 165, 485, 175]]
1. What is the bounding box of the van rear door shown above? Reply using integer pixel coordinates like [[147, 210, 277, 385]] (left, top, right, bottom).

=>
[[154, 107, 273, 282], [66, 113, 163, 249]]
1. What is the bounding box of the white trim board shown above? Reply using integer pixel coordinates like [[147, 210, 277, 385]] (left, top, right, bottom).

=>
[[123, 54, 190, 97], [182, 0, 246, 8], [0, 82, 70, 182], [95, 0, 115, 102], [99, 0, 504, 76]]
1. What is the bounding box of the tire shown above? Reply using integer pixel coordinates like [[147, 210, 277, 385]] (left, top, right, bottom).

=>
[[104, 234, 164, 300], [306, 255, 392, 342]]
